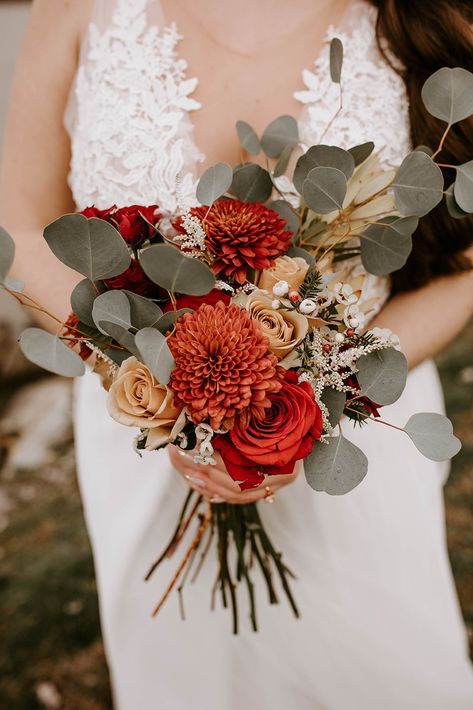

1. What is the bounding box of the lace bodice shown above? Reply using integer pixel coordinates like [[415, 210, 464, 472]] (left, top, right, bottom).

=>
[[64, 0, 411, 311]]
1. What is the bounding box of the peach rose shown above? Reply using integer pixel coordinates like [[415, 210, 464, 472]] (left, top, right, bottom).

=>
[[107, 357, 185, 450], [258, 255, 309, 293], [245, 290, 308, 359]]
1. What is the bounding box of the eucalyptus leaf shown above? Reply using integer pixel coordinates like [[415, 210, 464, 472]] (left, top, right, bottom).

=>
[[154, 308, 193, 335], [294, 145, 355, 194], [268, 200, 299, 238], [304, 435, 368, 495], [445, 183, 470, 219], [231, 163, 273, 202], [260, 115, 299, 159], [71, 279, 97, 327], [98, 322, 139, 358], [403, 412, 461, 461], [421, 67, 473, 124], [0, 226, 15, 284], [135, 327, 175, 384], [92, 290, 132, 335], [235, 120, 260, 155], [454, 160, 473, 213], [286, 246, 315, 266], [273, 143, 294, 178], [140, 244, 216, 296], [415, 145, 434, 156], [360, 216, 418, 275], [196, 162, 233, 205], [329, 37, 343, 84], [104, 348, 133, 366], [122, 290, 163, 329], [356, 347, 407, 406], [19, 327, 85, 377], [303, 166, 347, 214], [321, 387, 346, 428], [44, 214, 131, 280], [392, 151, 444, 217], [348, 142, 375, 166]]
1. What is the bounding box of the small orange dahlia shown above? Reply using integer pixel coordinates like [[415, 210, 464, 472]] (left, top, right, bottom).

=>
[[168, 302, 282, 430], [176, 199, 292, 284]]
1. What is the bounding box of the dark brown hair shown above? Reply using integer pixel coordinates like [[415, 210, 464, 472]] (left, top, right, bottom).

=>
[[368, 0, 473, 292]]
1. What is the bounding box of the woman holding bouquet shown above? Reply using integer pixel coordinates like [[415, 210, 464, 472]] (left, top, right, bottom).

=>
[[1, 0, 473, 707]]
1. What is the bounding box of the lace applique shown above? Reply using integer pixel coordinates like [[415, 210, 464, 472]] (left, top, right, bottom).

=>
[[67, 0, 203, 214], [294, 2, 411, 169]]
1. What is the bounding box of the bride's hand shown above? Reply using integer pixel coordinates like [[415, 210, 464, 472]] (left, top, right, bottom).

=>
[[168, 445, 300, 504]]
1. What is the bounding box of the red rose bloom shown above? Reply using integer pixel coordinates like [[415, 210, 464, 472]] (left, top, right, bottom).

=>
[[104, 259, 160, 297], [162, 288, 232, 313], [112, 205, 161, 245], [80, 204, 161, 245], [213, 369, 323, 490], [63, 313, 93, 361], [175, 199, 292, 284]]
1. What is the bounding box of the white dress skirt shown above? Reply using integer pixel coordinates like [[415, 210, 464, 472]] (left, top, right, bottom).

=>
[[67, 0, 473, 707]]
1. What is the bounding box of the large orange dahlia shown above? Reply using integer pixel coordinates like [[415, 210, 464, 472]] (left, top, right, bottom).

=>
[[168, 302, 282, 430], [177, 199, 292, 284]]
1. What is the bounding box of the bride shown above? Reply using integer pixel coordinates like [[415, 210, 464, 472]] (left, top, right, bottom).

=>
[[2, 0, 473, 707]]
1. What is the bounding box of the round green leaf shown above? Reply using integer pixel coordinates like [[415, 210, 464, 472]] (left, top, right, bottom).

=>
[[196, 162, 233, 205], [260, 115, 299, 159], [19, 327, 85, 377], [92, 290, 132, 335], [445, 183, 470, 219], [235, 120, 260, 155], [348, 142, 375, 166], [403, 412, 461, 461], [273, 143, 294, 178], [294, 145, 355, 194], [454, 160, 473, 212], [135, 327, 175, 384], [305, 435, 368, 495], [360, 216, 417, 275], [44, 214, 131, 280], [0, 226, 15, 284], [140, 244, 216, 296], [268, 199, 298, 238], [71, 279, 97, 327], [392, 151, 444, 217], [329, 37, 343, 84], [98, 322, 139, 358], [421, 67, 473, 124], [154, 308, 193, 335], [356, 347, 407, 406], [321, 387, 346, 428], [231, 163, 273, 202], [122, 290, 163, 329], [303, 166, 347, 214]]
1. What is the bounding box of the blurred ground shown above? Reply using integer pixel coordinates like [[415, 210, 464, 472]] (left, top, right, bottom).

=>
[[0, 2, 472, 709]]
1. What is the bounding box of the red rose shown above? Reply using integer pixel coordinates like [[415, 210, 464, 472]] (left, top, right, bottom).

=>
[[162, 288, 232, 313], [213, 369, 323, 490], [80, 204, 161, 245], [112, 205, 161, 245], [80, 205, 116, 220], [104, 259, 161, 297]]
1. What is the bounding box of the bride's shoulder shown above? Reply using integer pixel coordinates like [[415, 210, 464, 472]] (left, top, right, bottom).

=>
[[28, 0, 95, 47]]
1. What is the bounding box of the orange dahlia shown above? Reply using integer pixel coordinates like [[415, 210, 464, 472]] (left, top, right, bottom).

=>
[[168, 302, 282, 430], [176, 199, 292, 284]]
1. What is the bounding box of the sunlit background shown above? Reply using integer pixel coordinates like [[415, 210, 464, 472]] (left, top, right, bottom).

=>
[[0, 2, 472, 708]]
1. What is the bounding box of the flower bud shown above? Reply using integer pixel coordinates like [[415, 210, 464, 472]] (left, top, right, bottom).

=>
[[272, 280, 289, 297], [334, 332, 345, 343], [299, 298, 317, 314], [289, 291, 300, 302], [271, 299, 280, 309]]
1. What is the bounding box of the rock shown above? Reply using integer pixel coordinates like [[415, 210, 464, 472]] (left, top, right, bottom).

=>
[[1, 377, 73, 472]]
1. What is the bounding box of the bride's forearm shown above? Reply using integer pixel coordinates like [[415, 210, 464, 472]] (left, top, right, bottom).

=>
[[369, 261, 473, 369]]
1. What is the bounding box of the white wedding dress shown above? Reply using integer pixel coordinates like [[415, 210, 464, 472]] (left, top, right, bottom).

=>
[[66, 1, 473, 708]]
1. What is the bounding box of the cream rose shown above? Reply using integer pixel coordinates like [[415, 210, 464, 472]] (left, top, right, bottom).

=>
[[245, 290, 308, 359], [258, 255, 309, 293], [107, 356, 185, 450]]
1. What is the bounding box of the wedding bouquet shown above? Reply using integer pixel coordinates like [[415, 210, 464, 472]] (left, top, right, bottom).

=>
[[2, 40, 473, 632]]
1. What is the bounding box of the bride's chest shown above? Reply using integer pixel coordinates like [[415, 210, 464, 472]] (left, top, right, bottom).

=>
[[65, 0, 411, 215]]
